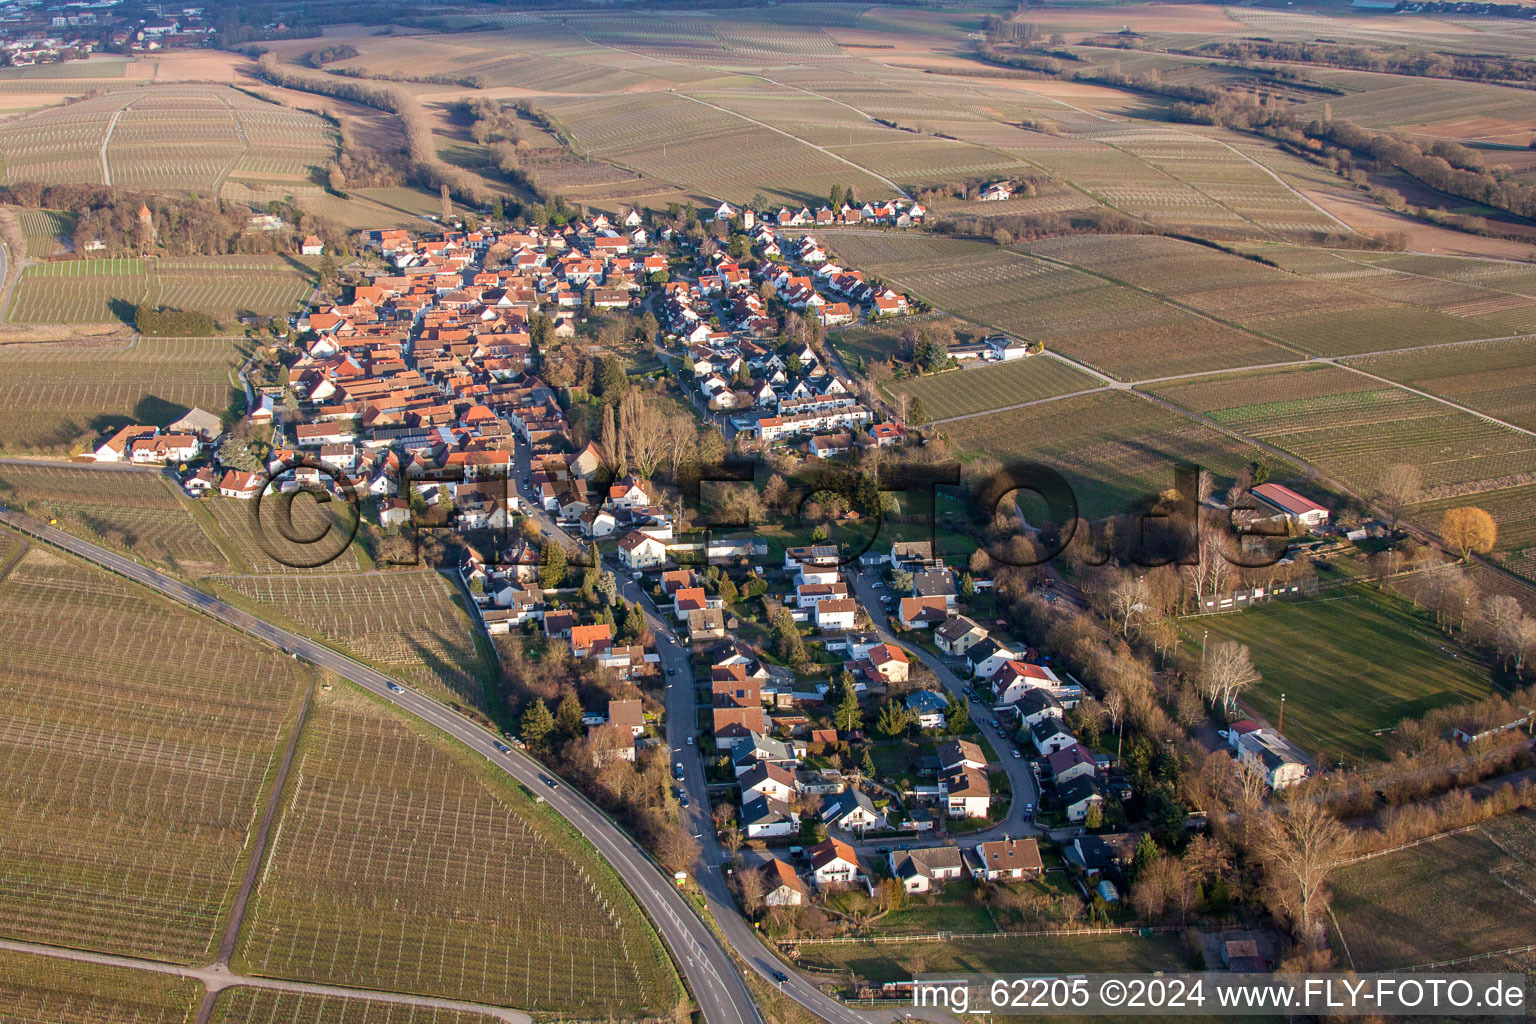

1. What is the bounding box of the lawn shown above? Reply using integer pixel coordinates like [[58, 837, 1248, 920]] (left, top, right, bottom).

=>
[[236, 683, 681, 1017], [0, 948, 201, 1024], [1329, 810, 1536, 971], [1184, 584, 1502, 766], [0, 544, 308, 961]]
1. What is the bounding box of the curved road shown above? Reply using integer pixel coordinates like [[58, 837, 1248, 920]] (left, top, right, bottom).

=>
[[0, 504, 758, 1024]]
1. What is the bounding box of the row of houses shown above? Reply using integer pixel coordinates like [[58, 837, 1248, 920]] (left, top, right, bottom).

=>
[[757, 833, 1041, 907]]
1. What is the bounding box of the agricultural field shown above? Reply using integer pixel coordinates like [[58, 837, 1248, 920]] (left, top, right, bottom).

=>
[[1409, 484, 1536, 586], [1187, 584, 1501, 766], [1022, 233, 1493, 357], [211, 571, 496, 706], [0, 85, 335, 193], [1330, 811, 1536, 970], [7, 255, 316, 325], [236, 684, 681, 1017], [1255, 246, 1536, 338], [0, 948, 201, 1024], [938, 389, 1274, 519], [824, 232, 1297, 380], [1150, 364, 1536, 499], [212, 989, 503, 1024], [0, 544, 308, 961], [201, 494, 367, 575], [0, 334, 245, 454], [16, 207, 75, 257], [885, 354, 1100, 422], [1346, 337, 1536, 432], [796, 932, 1189, 985], [0, 463, 228, 571]]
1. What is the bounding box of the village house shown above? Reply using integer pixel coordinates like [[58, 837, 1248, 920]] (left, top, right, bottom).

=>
[[809, 837, 862, 888], [761, 857, 808, 906], [970, 837, 1043, 881], [889, 846, 964, 894], [820, 789, 880, 833], [905, 689, 949, 729]]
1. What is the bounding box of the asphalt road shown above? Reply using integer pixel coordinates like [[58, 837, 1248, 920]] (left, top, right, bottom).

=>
[[0, 503, 757, 1024]]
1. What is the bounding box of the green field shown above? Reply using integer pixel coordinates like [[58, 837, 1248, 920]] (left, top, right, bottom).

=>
[[6, 255, 315, 325], [212, 988, 504, 1024], [0, 544, 307, 961], [0, 948, 201, 1024], [211, 571, 496, 706], [0, 334, 244, 454], [0, 463, 228, 571], [1330, 810, 1536, 971], [237, 684, 682, 1017], [1186, 584, 1502, 766]]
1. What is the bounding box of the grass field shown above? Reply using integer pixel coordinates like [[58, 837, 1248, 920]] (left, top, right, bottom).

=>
[[885, 354, 1100, 421], [1330, 810, 1536, 970], [1346, 337, 1536, 433], [0, 948, 201, 1024], [938, 389, 1275, 519], [795, 932, 1189, 985], [1185, 584, 1502, 765], [0, 544, 307, 961], [211, 571, 495, 706], [211, 988, 502, 1024], [1151, 364, 1536, 499], [237, 684, 681, 1016], [6, 255, 315, 325], [0, 463, 228, 571], [0, 334, 245, 453]]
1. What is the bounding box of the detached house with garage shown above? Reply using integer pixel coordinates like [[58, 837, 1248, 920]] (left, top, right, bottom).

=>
[[970, 837, 1042, 881]]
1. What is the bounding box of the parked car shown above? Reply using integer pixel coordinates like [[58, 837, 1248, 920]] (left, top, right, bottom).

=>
[[674, 762, 686, 780], [1011, 749, 1022, 759]]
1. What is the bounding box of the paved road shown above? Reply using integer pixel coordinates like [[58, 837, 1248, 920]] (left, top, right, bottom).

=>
[[0, 504, 757, 1024]]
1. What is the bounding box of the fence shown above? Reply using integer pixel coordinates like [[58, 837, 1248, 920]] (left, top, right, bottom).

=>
[[1390, 943, 1536, 973], [785, 924, 1176, 946], [1338, 824, 1481, 866]]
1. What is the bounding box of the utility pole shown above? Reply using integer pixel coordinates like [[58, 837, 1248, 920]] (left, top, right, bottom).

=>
[[1277, 692, 1286, 733], [1201, 628, 1208, 676]]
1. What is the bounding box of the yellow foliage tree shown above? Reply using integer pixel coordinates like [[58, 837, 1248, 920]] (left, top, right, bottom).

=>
[[1440, 506, 1497, 562]]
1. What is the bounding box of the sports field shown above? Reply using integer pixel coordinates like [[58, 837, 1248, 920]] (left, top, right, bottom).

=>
[[0, 948, 201, 1024], [0, 544, 307, 961], [212, 571, 495, 706], [939, 389, 1273, 519], [1330, 810, 1536, 971], [237, 684, 682, 1017], [0, 463, 228, 571], [6, 255, 315, 325], [0, 334, 244, 454], [1186, 584, 1501, 765]]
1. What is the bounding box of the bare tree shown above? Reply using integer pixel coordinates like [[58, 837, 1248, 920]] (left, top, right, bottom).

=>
[[1202, 641, 1261, 716], [1502, 616, 1536, 675], [1110, 573, 1147, 638], [1375, 463, 1421, 532], [736, 861, 767, 917], [1257, 804, 1352, 946]]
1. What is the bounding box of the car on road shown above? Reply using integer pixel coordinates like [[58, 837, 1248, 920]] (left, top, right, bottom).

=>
[[772, 970, 789, 984], [385, 682, 404, 693], [493, 741, 511, 753], [876, 846, 890, 855], [540, 775, 559, 789], [667, 667, 676, 676], [674, 762, 686, 780], [1012, 749, 1022, 759], [686, 736, 694, 745], [679, 792, 689, 807], [871, 581, 883, 589]]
